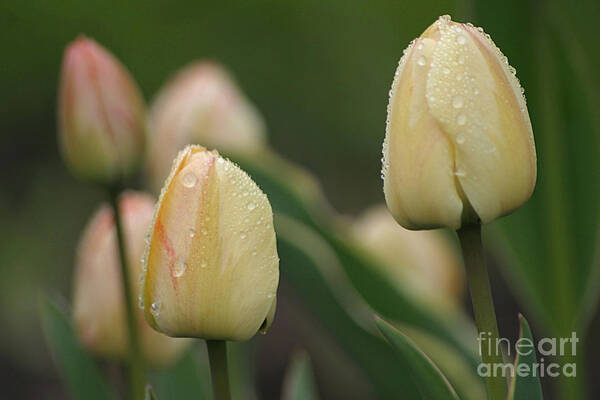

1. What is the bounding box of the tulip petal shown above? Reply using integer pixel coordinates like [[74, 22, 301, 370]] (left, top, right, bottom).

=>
[[426, 19, 536, 223], [142, 146, 278, 341], [384, 37, 463, 229]]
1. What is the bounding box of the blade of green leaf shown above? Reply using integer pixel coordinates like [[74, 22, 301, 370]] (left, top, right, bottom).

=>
[[376, 318, 460, 400], [236, 155, 479, 370], [281, 351, 319, 400], [145, 385, 158, 400], [399, 325, 485, 400], [39, 295, 117, 400], [507, 315, 543, 400], [149, 346, 211, 400], [275, 215, 420, 399]]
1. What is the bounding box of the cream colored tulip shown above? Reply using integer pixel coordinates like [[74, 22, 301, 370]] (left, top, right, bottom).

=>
[[141, 145, 279, 340], [352, 205, 463, 308], [382, 15, 536, 230], [58, 37, 146, 184], [72, 192, 190, 366], [145, 62, 266, 193]]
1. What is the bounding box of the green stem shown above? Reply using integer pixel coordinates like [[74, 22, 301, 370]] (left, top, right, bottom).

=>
[[207, 340, 231, 400], [458, 225, 507, 400], [108, 187, 145, 400]]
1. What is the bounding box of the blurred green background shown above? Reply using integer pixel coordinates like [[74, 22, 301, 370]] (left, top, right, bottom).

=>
[[2, 0, 599, 398]]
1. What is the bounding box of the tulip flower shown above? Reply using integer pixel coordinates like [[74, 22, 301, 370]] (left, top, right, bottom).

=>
[[145, 62, 266, 192], [58, 36, 146, 184], [352, 205, 463, 308], [382, 15, 536, 230], [72, 191, 190, 366], [141, 145, 279, 341]]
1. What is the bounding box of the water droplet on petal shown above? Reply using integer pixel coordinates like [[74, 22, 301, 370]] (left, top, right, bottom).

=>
[[240, 232, 247, 239], [150, 302, 161, 317], [173, 259, 187, 277], [456, 113, 467, 126], [247, 202, 256, 211], [182, 172, 197, 188], [456, 133, 466, 144], [417, 55, 427, 66], [189, 229, 196, 238], [452, 96, 464, 108], [454, 168, 466, 177], [456, 35, 466, 45], [200, 260, 207, 268]]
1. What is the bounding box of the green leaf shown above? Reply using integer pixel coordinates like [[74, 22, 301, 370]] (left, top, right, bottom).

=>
[[145, 385, 158, 400], [282, 351, 319, 400], [275, 215, 420, 399], [476, 0, 600, 337], [238, 155, 478, 370], [399, 325, 485, 400], [39, 296, 117, 400], [150, 347, 211, 400], [507, 315, 543, 400], [376, 318, 460, 400]]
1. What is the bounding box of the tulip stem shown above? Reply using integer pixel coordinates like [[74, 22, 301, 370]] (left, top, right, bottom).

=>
[[108, 187, 145, 400], [207, 340, 231, 400], [457, 224, 507, 400]]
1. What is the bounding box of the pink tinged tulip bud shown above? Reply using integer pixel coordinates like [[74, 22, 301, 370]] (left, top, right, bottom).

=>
[[141, 145, 279, 341], [58, 37, 146, 184], [72, 192, 191, 366], [145, 62, 266, 193], [382, 15, 537, 230], [352, 206, 464, 308]]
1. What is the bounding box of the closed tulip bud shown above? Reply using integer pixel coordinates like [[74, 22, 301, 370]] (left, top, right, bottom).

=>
[[352, 206, 463, 308], [382, 15, 536, 230], [145, 62, 266, 192], [72, 192, 190, 366], [58, 37, 146, 184], [141, 145, 279, 341]]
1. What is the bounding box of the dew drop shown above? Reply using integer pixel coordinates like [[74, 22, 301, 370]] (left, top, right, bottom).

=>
[[189, 229, 196, 238], [454, 168, 466, 177], [457, 55, 465, 64], [150, 302, 161, 317], [456, 133, 466, 144], [456, 35, 466, 45], [240, 232, 247, 239], [252, 250, 257, 256], [201, 228, 208, 235], [267, 293, 275, 299], [200, 260, 207, 268], [247, 202, 256, 211], [173, 259, 187, 277], [452, 96, 464, 109], [472, 87, 479, 95], [456, 113, 467, 126], [182, 172, 197, 188], [443, 67, 450, 75], [138, 295, 144, 309], [417, 56, 427, 67]]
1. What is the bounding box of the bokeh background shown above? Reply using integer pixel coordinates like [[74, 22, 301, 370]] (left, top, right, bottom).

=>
[[2, 0, 599, 398]]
